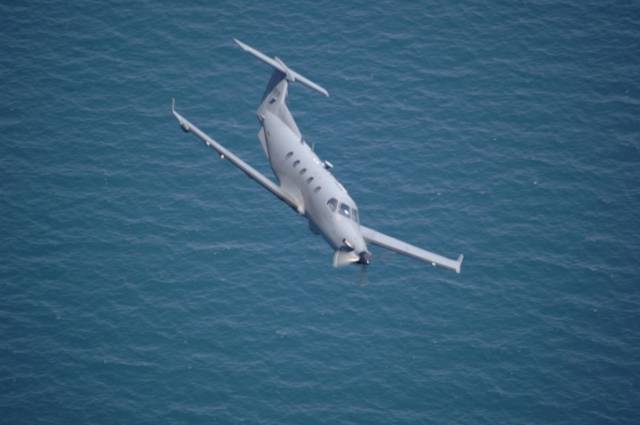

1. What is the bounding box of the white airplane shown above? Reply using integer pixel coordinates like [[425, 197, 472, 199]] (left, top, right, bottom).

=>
[[172, 39, 464, 273]]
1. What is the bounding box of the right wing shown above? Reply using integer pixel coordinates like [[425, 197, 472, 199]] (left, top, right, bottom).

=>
[[171, 99, 302, 214], [360, 225, 463, 273]]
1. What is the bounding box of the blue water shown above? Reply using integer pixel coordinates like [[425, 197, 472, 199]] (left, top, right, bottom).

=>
[[2, 1, 640, 423]]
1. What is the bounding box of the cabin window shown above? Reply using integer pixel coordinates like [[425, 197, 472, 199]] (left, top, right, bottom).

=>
[[293, 160, 300, 167], [314, 186, 321, 193], [352, 209, 359, 223], [285, 152, 293, 159], [306, 177, 314, 184], [300, 168, 307, 175], [327, 198, 338, 212], [339, 203, 351, 218]]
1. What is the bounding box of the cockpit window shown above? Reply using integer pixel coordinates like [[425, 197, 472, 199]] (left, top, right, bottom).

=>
[[352, 209, 359, 223], [339, 203, 351, 218], [327, 198, 338, 212]]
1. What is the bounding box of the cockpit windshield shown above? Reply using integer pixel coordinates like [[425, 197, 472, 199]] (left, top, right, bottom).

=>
[[328, 200, 359, 223], [339, 203, 351, 218]]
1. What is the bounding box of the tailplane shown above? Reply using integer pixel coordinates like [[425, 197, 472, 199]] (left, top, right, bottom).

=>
[[233, 38, 329, 97]]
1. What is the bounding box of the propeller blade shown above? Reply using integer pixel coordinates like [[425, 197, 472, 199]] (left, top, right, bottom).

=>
[[357, 264, 368, 287]]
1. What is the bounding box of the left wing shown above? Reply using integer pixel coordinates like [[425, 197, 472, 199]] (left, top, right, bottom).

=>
[[360, 225, 463, 273], [171, 99, 302, 213]]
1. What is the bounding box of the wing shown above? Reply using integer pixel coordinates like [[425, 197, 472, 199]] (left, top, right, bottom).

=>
[[171, 99, 302, 213], [360, 225, 464, 273]]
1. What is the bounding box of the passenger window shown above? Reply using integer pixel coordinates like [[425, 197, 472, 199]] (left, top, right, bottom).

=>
[[339, 203, 351, 218], [285, 152, 293, 159], [300, 168, 307, 175], [314, 186, 321, 193], [293, 160, 300, 167], [352, 209, 359, 223], [327, 198, 338, 212], [307, 177, 314, 184]]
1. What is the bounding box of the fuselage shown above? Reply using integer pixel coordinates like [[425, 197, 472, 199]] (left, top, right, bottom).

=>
[[256, 74, 370, 262]]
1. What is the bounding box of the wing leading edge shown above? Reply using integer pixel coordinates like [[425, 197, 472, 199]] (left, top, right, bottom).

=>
[[171, 100, 301, 213], [360, 225, 464, 273]]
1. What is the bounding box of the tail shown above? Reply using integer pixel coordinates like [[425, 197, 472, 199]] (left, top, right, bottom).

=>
[[233, 38, 329, 97]]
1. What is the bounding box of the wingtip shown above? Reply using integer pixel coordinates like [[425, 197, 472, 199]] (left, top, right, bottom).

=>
[[233, 38, 246, 49], [456, 254, 464, 274], [171, 97, 176, 112]]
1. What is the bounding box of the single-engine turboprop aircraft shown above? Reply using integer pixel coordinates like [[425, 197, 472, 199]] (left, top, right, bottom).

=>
[[172, 39, 464, 273]]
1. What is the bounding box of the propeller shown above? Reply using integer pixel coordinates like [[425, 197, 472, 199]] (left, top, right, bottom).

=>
[[333, 241, 373, 288], [357, 263, 368, 287], [332, 248, 373, 268]]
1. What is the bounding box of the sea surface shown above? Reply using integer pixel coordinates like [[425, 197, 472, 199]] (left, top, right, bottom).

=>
[[2, 1, 640, 424]]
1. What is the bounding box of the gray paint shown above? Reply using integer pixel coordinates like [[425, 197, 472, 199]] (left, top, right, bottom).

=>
[[172, 39, 463, 273]]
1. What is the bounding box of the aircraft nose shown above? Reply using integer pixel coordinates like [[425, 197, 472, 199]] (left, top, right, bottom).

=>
[[357, 251, 372, 265]]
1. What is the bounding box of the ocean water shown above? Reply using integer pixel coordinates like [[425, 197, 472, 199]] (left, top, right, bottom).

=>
[[2, 1, 640, 423]]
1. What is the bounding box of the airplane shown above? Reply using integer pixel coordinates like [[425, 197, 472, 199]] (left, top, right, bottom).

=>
[[171, 39, 464, 273]]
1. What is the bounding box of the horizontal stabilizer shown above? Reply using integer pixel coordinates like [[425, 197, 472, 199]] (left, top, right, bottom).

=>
[[234, 38, 329, 97]]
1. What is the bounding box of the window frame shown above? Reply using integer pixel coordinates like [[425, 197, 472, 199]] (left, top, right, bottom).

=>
[[339, 203, 351, 218], [327, 198, 338, 212]]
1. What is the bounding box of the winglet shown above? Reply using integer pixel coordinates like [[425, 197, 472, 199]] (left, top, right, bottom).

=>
[[233, 38, 329, 97], [171, 98, 191, 133], [455, 254, 464, 274]]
